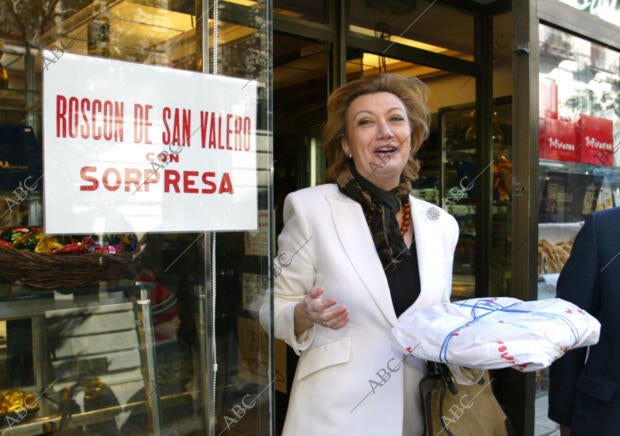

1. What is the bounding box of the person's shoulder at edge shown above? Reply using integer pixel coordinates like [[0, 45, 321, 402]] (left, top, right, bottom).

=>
[[589, 205, 620, 222], [572, 206, 620, 237]]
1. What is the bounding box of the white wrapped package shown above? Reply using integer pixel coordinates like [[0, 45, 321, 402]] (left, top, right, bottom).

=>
[[392, 297, 600, 371]]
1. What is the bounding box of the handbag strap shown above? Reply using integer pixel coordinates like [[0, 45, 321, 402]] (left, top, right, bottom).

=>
[[427, 361, 458, 394], [429, 363, 456, 436]]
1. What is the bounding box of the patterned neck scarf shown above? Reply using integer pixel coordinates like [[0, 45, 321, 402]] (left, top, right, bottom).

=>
[[336, 162, 411, 270]]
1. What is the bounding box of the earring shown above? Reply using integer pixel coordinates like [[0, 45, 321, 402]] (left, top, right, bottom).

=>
[[347, 153, 352, 159]]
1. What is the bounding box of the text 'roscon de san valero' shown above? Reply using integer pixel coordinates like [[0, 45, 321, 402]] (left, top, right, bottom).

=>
[[43, 51, 258, 234]]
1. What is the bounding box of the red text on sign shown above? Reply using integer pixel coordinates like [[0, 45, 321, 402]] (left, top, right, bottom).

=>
[[134, 104, 153, 144], [145, 152, 180, 163], [79, 167, 233, 194], [80, 166, 160, 192], [164, 170, 233, 194], [162, 107, 191, 147], [200, 111, 252, 151], [56, 95, 124, 142]]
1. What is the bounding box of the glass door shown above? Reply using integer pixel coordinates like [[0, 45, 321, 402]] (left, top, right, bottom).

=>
[[438, 96, 512, 299]]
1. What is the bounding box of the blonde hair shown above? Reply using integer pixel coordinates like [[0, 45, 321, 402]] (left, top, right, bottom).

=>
[[323, 73, 430, 183]]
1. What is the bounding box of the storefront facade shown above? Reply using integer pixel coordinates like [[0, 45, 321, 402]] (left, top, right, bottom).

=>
[[0, 0, 618, 435], [0, 1, 274, 435], [514, 1, 620, 434]]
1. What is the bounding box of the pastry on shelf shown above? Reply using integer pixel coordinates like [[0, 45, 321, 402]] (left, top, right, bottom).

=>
[[538, 238, 574, 274]]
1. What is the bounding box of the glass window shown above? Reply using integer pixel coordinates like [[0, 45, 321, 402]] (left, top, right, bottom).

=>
[[0, 1, 273, 434], [537, 22, 620, 435]]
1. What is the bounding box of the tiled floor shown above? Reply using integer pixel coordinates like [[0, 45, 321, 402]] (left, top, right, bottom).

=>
[[535, 393, 560, 436]]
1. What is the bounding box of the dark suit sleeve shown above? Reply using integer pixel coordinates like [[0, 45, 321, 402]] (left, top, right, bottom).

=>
[[548, 213, 600, 426]]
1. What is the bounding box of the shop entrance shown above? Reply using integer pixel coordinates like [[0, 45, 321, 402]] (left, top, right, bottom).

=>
[[271, 2, 516, 431], [271, 32, 486, 436]]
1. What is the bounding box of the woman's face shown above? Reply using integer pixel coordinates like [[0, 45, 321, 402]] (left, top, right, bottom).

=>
[[341, 92, 411, 190]]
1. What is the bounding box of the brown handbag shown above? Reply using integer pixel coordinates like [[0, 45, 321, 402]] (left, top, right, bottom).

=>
[[419, 362, 513, 436]]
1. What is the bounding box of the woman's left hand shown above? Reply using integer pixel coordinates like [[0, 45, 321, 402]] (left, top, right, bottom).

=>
[[294, 286, 349, 335]]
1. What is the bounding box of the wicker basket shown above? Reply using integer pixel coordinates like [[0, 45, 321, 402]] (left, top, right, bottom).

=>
[[0, 246, 135, 290]]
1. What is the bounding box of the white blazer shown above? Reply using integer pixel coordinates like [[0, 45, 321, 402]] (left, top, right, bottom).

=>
[[263, 184, 459, 436]]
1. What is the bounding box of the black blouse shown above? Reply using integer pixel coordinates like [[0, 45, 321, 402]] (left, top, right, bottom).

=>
[[385, 242, 421, 318]]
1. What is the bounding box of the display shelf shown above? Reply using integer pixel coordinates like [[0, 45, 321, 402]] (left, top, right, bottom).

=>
[[0, 88, 41, 95], [445, 148, 476, 158], [538, 221, 583, 243], [540, 158, 620, 179], [0, 291, 128, 319], [2, 390, 194, 435], [0, 282, 161, 434], [451, 274, 475, 299], [537, 159, 617, 275], [540, 154, 619, 219], [0, 40, 42, 119], [0, 282, 151, 304], [0, 88, 41, 113]]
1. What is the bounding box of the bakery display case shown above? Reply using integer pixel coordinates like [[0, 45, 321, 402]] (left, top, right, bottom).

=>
[[0, 44, 41, 130], [0, 230, 213, 435], [536, 24, 619, 302], [535, 22, 620, 431], [0, 282, 166, 434]]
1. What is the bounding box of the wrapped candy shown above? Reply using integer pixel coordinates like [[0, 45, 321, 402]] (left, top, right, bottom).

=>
[[0, 226, 138, 256], [0, 388, 39, 416], [94, 245, 116, 254], [52, 241, 90, 255], [11, 231, 41, 250], [102, 234, 138, 253], [34, 236, 65, 254], [1, 227, 30, 244]]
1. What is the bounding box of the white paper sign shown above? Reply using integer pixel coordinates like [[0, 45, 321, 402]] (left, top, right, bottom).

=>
[[43, 52, 257, 234]]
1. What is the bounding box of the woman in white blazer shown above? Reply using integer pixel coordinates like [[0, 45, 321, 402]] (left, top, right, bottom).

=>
[[263, 73, 459, 436]]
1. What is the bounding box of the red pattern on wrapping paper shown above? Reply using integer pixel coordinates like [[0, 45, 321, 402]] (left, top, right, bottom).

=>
[[497, 340, 516, 363]]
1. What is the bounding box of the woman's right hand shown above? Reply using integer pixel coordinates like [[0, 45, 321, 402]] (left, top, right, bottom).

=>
[[294, 286, 349, 336]]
